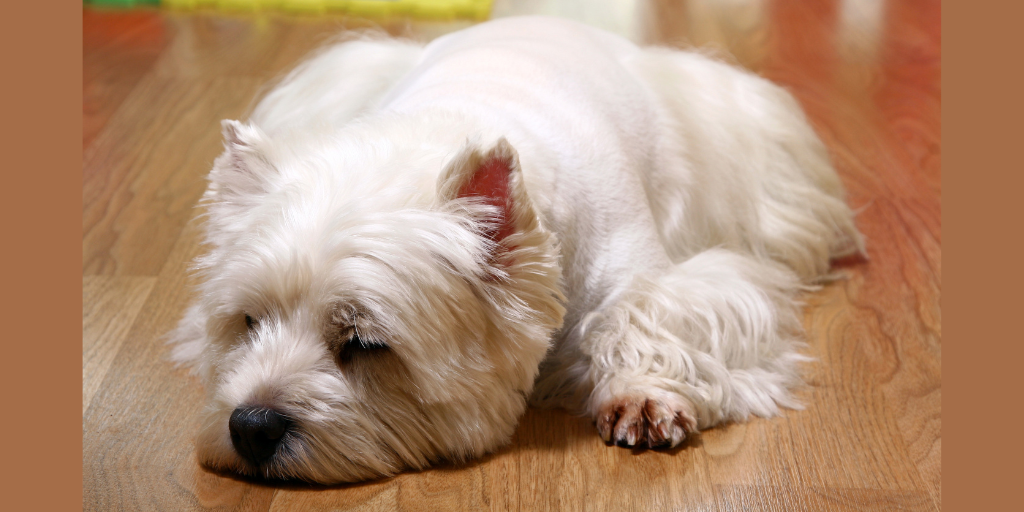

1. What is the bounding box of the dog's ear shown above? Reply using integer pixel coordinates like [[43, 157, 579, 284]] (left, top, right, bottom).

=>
[[207, 120, 273, 200], [436, 138, 541, 247], [221, 119, 261, 148], [436, 138, 544, 247]]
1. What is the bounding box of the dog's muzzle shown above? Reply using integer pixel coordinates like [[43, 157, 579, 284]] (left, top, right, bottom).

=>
[[229, 406, 291, 465]]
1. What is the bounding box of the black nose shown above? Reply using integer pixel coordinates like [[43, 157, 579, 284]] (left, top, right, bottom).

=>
[[229, 406, 290, 465]]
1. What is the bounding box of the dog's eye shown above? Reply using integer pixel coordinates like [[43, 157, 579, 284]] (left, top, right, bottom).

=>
[[244, 314, 255, 330], [337, 333, 389, 364]]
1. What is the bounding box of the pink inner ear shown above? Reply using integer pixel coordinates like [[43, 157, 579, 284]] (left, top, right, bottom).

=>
[[457, 155, 516, 242]]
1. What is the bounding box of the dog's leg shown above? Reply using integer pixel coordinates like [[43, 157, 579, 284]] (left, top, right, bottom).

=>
[[627, 48, 865, 281], [583, 249, 809, 448]]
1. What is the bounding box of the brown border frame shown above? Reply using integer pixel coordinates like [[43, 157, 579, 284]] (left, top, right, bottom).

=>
[[4, 2, 84, 510], [943, 0, 1021, 510]]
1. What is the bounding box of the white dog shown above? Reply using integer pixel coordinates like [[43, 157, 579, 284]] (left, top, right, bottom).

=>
[[171, 16, 863, 483]]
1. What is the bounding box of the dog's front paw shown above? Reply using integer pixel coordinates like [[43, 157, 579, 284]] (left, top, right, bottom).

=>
[[594, 393, 697, 449]]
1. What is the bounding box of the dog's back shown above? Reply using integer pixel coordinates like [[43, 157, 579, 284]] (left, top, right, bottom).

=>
[[252, 18, 862, 288], [373, 16, 862, 302]]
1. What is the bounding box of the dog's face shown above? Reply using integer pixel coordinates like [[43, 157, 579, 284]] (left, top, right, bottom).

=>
[[171, 121, 564, 483]]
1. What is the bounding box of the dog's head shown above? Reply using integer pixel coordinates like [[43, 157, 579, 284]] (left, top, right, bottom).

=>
[[171, 120, 564, 483]]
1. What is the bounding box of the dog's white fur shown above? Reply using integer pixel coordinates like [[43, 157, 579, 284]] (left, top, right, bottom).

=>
[[171, 17, 863, 483]]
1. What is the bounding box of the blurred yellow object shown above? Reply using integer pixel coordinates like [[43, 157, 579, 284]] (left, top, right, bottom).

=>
[[161, 0, 493, 19]]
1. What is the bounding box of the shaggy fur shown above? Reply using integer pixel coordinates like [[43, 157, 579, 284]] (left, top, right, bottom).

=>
[[171, 16, 863, 483]]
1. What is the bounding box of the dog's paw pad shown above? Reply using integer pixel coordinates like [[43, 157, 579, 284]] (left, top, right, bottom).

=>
[[595, 395, 696, 449]]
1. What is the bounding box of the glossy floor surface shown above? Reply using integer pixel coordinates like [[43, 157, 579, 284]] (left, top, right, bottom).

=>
[[83, 1, 940, 510]]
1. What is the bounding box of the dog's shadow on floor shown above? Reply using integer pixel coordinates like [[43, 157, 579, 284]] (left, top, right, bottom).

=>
[[510, 406, 702, 454], [200, 407, 702, 490]]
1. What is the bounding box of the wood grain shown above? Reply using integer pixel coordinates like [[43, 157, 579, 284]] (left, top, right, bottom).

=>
[[83, 1, 941, 510], [83, 275, 156, 413]]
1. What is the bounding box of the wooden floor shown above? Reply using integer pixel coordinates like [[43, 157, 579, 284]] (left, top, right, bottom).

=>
[[83, 1, 941, 510]]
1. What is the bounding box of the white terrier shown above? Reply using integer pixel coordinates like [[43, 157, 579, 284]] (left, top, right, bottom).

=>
[[171, 16, 863, 483]]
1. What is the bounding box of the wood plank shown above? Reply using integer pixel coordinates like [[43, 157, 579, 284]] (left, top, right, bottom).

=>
[[84, 9, 169, 152], [83, 275, 156, 413], [714, 485, 936, 512], [82, 70, 264, 276]]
